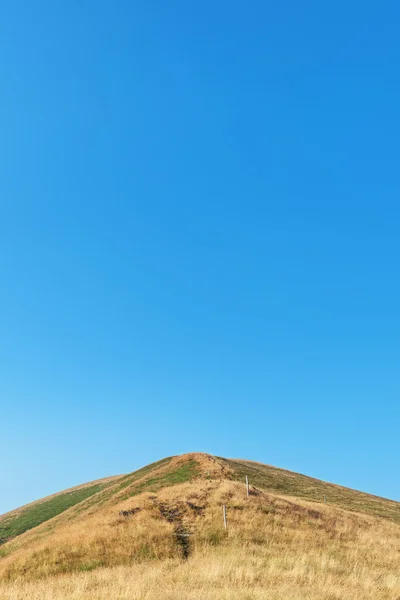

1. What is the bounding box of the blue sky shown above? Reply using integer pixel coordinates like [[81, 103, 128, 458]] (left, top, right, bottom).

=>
[[1, 1, 399, 514]]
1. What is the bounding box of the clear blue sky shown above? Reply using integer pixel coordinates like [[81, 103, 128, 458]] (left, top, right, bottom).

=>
[[1, 1, 399, 515]]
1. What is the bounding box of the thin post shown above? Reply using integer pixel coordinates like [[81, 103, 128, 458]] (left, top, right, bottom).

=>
[[246, 475, 249, 497], [223, 504, 227, 529], [324, 495, 326, 503]]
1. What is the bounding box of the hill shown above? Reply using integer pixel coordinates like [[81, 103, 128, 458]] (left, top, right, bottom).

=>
[[0, 452, 399, 599]]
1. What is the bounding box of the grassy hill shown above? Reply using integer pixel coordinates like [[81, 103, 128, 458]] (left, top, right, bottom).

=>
[[0, 453, 399, 600]]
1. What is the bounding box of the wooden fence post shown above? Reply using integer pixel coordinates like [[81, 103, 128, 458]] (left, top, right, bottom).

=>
[[223, 505, 227, 529], [246, 475, 249, 497]]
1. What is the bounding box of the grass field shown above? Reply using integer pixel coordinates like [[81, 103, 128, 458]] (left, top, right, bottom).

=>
[[0, 453, 399, 599]]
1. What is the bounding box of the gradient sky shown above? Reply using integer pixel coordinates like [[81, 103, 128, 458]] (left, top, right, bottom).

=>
[[1, 1, 399, 515]]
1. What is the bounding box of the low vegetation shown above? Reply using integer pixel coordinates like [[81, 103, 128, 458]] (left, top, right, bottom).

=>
[[0, 482, 111, 546], [224, 458, 400, 522], [0, 453, 399, 599]]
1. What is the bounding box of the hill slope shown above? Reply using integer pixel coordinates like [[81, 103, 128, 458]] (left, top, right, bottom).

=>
[[0, 476, 120, 546], [0, 453, 399, 600], [224, 457, 400, 521]]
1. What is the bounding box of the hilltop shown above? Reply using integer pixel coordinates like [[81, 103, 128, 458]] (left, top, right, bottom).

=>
[[0, 452, 399, 599]]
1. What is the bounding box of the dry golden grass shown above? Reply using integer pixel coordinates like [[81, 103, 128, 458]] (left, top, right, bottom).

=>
[[1, 477, 399, 599]]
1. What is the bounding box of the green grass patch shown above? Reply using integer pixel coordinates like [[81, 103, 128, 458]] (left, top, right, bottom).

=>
[[113, 457, 174, 494], [0, 483, 107, 545], [120, 459, 201, 500], [73, 457, 175, 512]]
